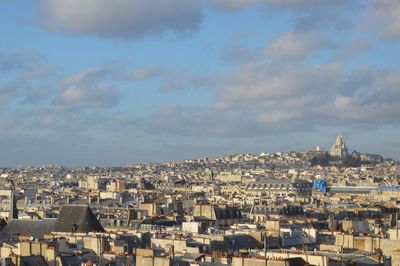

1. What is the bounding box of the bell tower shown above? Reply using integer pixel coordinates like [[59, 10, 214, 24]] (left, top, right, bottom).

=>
[[9, 187, 18, 220]]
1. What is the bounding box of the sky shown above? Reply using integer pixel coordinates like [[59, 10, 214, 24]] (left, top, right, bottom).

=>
[[1, 0, 400, 167]]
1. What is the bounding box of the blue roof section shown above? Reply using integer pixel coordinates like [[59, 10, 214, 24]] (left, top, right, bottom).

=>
[[313, 180, 328, 192]]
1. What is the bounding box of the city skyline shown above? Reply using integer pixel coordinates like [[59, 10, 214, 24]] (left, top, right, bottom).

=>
[[1, 132, 392, 168], [1, 1, 400, 166]]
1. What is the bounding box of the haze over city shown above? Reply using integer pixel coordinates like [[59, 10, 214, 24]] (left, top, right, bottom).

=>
[[1, 1, 400, 166]]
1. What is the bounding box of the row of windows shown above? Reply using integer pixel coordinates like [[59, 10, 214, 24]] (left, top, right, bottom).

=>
[[246, 183, 312, 189], [246, 187, 312, 192]]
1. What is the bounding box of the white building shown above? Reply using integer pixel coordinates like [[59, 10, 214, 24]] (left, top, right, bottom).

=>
[[330, 132, 348, 158]]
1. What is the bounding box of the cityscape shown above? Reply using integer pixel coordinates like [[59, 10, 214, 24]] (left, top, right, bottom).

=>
[[2, 1, 400, 265], [0, 134, 399, 265]]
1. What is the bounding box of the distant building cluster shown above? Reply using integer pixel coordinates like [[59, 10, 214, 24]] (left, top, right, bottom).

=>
[[0, 133, 398, 265]]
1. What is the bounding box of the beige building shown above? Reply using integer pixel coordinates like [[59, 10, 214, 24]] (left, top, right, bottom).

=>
[[330, 132, 348, 158], [192, 204, 243, 227]]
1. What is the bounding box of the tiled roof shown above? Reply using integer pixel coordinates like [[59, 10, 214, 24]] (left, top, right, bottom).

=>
[[2, 205, 104, 238], [54, 205, 105, 233], [2, 219, 56, 239]]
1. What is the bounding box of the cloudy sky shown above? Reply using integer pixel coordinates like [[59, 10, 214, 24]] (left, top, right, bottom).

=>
[[1, 0, 400, 166]]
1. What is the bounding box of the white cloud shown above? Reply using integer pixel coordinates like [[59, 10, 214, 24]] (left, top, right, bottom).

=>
[[0, 84, 17, 105], [0, 50, 53, 107], [333, 39, 374, 61], [215, 61, 341, 107], [132, 67, 163, 81], [211, 0, 346, 11], [366, 0, 400, 40], [53, 68, 121, 111], [62, 86, 84, 102], [37, 0, 353, 39], [59, 84, 120, 109], [264, 31, 330, 60], [39, 0, 203, 39], [118, 61, 400, 140], [256, 111, 300, 123]]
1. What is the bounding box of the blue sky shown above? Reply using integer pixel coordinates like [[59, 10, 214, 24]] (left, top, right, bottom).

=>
[[1, 0, 400, 166]]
